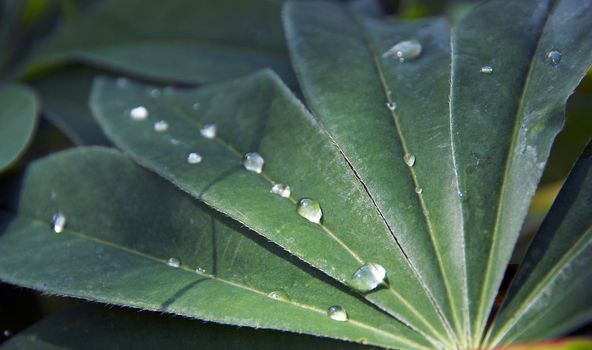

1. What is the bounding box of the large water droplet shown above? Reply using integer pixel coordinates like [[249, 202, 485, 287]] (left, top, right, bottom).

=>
[[403, 153, 416, 167], [480, 66, 493, 74], [242, 152, 264, 173], [200, 124, 217, 139], [154, 120, 168, 132], [351, 263, 387, 292], [297, 198, 322, 223], [187, 152, 202, 164], [386, 101, 397, 111], [51, 212, 66, 233], [130, 106, 148, 120], [167, 258, 180, 268], [383, 39, 422, 62], [327, 305, 348, 322], [271, 183, 291, 198], [545, 49, 562, 66], [268, 290, 289, 301]]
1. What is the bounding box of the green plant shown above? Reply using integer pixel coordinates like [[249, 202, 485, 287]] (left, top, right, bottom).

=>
[[0, 0, 591, 349]]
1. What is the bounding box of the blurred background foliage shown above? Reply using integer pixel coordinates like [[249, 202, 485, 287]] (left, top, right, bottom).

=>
[[0, 0, 590, 345]]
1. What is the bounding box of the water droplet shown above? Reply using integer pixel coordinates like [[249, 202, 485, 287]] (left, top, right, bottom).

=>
[[154, 120, 168, 132], [271, 183, 291, 198], [148, 88, 161, 98], [458, 190, 464, 198], [3, 330, 11, 337], [383, 39, 422, 62], [415, 187, 423, 194], [480, 66, 493, 74], [167, 258, 180, 268], [130, 106, 148, 120], [116, 77, 128, 88], [351, 263, 387, 292], [170, 138, 180, 145], [403, 153, 416, 167], [327, 305, 348, 322], [242, 152, 264, 173], [200, 124, 217, 139], [386, 101, 397, 111], [51, 212, 66, 233], [268, 290, 289, 301], [192, 102, 200, 110], [187, 152, 202, 164], [297, 198, 323, 224], [50, 191, 57, 200], [195, 267, 206, 274], [545, 49, 562, 66]]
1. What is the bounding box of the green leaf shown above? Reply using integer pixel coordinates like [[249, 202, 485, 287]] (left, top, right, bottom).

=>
[[21, 0, 295, 86], [284, 0, 592, 346], [0, 305, 378, 350], [0, 147, 429, 350], [32, 66, 110, 145], [90, 70, 451, 347], [0, 83, 38, 172], [485, 143, 592, 347]]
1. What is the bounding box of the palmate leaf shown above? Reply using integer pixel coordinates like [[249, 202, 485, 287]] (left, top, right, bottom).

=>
[[0, 83, 38, 173], [284, 0, 592, 347], [0, 147, 428, 350], [20, 0, 295, 86], [486, 143, 592, 347], [90, 70, 452, 348], [0, 305, 375, 350]]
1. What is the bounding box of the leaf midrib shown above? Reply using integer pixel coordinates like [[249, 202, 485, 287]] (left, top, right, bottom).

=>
[[5, 211, 428, 350], [474, 0, 559, 342]]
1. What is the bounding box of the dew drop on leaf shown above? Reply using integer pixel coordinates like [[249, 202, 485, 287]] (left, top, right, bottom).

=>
[[195, 267, 206, 274], [187, 152, 202, 164], [480, 66, 493, 74], [350, 263, 387, 292], [403, 153, 416, 167], [167, 258, 181, 268], [130, 106, 148, 120], [268, 290, 289, 301], [383, 39, 422, 62], [241, 152, 264, 173], [386, 101, 397, 111], [415, 186, 423, 194], [51, 212, 66, 234], [200, 124, 217, 139], [271, 183, 291, 198], [545, 49, 562, 66], [297, 198, 323, 223], [327, 305, 348, 322], [154, 120, 168, 132]]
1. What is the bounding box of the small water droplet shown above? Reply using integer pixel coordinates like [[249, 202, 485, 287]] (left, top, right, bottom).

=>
[[480, 66, 493, 74], [268, 290, 289, 301], [327, 305, 348, 322], [192, 102, 200, 110], [3, 330, 11, 337], [154, 120, 168, 132], [51, 212, 66, 233], [242, 152, 264, 173], [170, 138, 180, 145], [187, 152, 202, 164], [386, 101, 397, 111], [200, 124, 217, 139], [403, 153, 416, 167], [383, 39, 422, 62], [458, 190, 464, 198], [297, 198, 322, 223], [351, 263, 387, 292], [545, 49, 562, 66], [148, 88, 161, 98], [116, 77, 129, 88], [195, 267, 206, 274], [50, 191, 57, 200], [415, 187, 423, 194], [271, 183, 291, 198], [130, 106, 148, 120], [167, 258, 180, 268]]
